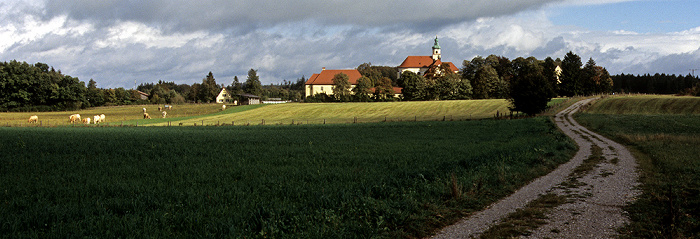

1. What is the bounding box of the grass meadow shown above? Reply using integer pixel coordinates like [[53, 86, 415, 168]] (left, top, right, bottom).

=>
[[575, 95, 700, 238], [0, 118, 576, 238], [144, 99, 514, 126]]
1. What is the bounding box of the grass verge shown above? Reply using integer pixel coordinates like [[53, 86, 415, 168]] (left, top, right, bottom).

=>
[[576, 96, 700, 238]]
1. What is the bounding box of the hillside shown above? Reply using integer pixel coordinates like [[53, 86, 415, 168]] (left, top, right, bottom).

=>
[[144, 99, 513, 126], [583, 95, 700, 115]]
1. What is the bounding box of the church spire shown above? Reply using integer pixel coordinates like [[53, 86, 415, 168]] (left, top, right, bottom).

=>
[[432, 36, 441, 61]]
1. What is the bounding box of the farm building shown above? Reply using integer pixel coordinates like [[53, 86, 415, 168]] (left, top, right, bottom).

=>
[[136, 90, 149, 100], [304, 68, 363, 97], [397, 36, 459, 78], [239, 94, 260, 105]]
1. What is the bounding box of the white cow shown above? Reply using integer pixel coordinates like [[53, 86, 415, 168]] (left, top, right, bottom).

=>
[[82, 117, 91, 124], [93, 115, 100, 124], [99, 114, 105, 123], [28, 115, 38, 123], [222, 105, 226, 111], [161, 111, 167, 118]]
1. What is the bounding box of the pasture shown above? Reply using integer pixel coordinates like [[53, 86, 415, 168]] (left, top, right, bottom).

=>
[[575, 95, 700, 238], [0, 98, 573, 127], [0, 118, 576, 238], [0, 104, 223, 127]]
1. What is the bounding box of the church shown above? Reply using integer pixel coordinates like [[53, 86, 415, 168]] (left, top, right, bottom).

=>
[[397, 36, 459, 78], [304, 36, 460, 97]]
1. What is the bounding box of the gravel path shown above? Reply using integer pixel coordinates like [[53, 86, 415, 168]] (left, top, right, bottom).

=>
[[430, 98, 640, 239]]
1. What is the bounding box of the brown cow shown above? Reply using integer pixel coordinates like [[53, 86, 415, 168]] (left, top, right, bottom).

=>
[[143, 112, 151, 119], [69, 114, 81, 123]]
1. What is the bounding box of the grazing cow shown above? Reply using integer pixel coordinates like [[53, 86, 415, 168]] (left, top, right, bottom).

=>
[[93, 115, 100, 124], [69, 114, 81, 123], [222, 105, 226, 111], [28, 115, 38, 123], [144, 112, 151, 119], [161, 111, 167, 118], [99, 114, 105, 123], [82, 117, 91, 124]]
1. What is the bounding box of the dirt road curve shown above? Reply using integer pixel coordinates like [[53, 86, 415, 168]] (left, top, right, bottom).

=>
[[431, 98, 640, 239]]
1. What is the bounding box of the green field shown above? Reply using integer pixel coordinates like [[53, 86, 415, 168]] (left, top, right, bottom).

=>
[[0, 118, 576, 238], [575, 95, 700, 238]]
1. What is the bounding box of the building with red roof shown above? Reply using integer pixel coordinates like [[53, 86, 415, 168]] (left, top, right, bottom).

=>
[[397, 36, 459, 78], [304, 68, 363, 97]]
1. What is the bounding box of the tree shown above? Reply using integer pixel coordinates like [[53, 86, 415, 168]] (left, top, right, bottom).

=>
[[398, 71, 426, 101], [197, 72, 219, 103], [373, 77, 394, 100], [352, 76, 373, 102], [472, 65, 499, 99], [332, 73, 351, 101], [559, 51, 583, 96], [435, 72, 462, 100], [508, 57, 554, 116], [86, 79, 105, 107], [542, 57, 559, 97], [244, 69, 262, 96]]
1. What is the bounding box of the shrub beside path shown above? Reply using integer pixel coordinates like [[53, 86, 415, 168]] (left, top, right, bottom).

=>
[[430, 98, 640, 238]]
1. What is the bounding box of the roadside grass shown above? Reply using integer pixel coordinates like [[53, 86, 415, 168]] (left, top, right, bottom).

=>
[[575, 95, 700, 238], [0, 118, 576, 238], [480, 193, 568, 238]]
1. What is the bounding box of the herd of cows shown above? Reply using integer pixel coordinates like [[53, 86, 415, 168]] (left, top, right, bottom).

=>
[[25, 105, 176, 125]]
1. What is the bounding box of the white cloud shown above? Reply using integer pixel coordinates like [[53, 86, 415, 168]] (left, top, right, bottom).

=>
[[94, 21, 211, 49]]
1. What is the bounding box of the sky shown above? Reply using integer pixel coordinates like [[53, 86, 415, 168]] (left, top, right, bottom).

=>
[[1, 0, 699, 89]]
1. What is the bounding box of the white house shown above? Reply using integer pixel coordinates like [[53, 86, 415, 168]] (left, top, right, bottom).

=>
[[216, 88, 233, 103]]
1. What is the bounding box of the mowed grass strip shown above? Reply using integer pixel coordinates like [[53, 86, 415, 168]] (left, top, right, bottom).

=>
[[0, 118, 575, 238], [150, 99, 512, 126], [575, 95, 700, 238]]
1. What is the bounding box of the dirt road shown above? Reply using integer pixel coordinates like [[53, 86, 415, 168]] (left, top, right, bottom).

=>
[[431, 98, 640, 238]]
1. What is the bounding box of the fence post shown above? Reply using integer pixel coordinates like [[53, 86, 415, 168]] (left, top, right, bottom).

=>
[[323, 119, 326, 124], [232, 121, 234, 126]]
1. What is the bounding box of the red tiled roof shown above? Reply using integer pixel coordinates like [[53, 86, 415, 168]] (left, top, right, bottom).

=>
[[305, 69, 362, 85], [398, 56, 460, 73], [444, 62, 460, 72], [399, 56, 436, 68]]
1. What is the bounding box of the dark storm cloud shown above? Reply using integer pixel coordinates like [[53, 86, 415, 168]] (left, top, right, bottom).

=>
[[43, 0, 562, 32]]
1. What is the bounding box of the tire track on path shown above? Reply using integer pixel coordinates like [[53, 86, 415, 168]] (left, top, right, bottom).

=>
[[430, 98, 640, 239]]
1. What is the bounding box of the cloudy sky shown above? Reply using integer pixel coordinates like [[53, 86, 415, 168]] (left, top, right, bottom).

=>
[[1, 0, 699, 88]]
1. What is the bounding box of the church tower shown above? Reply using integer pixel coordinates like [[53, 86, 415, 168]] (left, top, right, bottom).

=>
[[432, 36, 441, 61]]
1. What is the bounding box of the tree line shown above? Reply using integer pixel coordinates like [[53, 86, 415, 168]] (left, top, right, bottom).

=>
[[318, 52, 616, 115], [0, 61, 304, 111], [3, 51, 698, 113]]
